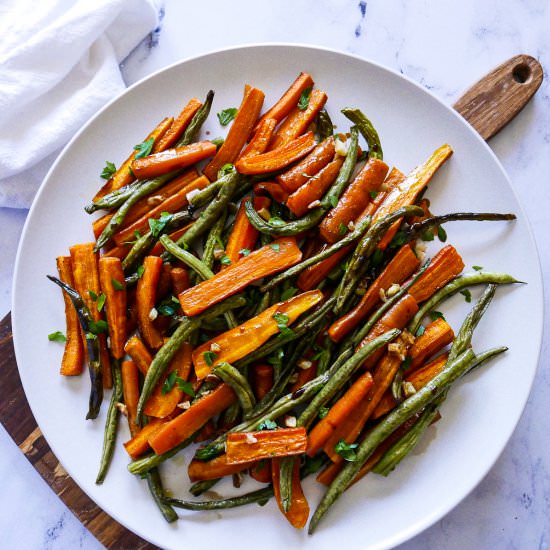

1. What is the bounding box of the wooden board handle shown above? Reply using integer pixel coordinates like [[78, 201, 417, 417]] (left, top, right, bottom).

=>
[[453, 54, 543, 140]]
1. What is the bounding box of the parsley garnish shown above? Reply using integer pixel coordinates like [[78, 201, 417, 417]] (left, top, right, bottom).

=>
[[318, 407, 329, 419], [329, 195, 338, 208], [473, 265, 483, 271], [437, 226, 447, 242], [158, 303, 177, 316], [136, 265, 145, 278], [176, 377, 195, 397], [100, 161, 116, 180], [203, 351, 218, 366], [273, 312, 294, 337], [111, 278, 124, 291], [48, 331, 66, 343], [297, 87, 312, 110], [217, 108, 238, 126], [416, 325, 426, 337], [96, 293, 106, 312], [267, 348, 284, 369], [369, 190, 378, 200], [218, 163, 234, 177], [89, 319, 108, 335], [389, 230, 408, 249], [257, 419, 278, 431], [220, 255, 232, 265], [421, 230, 435, 242], [211, 137, 224, 148], [133, 137, 154, 159], [460, 289, 472, 303], [239, 248, 251, 257], [338, 223, 348, 236], [334, 440, 359, 462], [162, 371, 177, 395], [429, 311, 445, 321], [88, 290, 98, 301], [149, 211, 173, 238], [270, 243, 280, 252], [281, 287, 298, 301]]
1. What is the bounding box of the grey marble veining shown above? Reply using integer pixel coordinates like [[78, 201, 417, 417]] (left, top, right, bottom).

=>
[[1, 0, 549, 548]]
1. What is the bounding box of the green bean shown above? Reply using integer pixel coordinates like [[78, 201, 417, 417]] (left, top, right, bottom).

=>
[[317, 109, 334, 140], [202, 209, 227, 269], [188, 179, 224, 210], [146, 467, 178, 523], [341, 108, 383, 160], [408, 272, 521, 335], [166, 486, 274, 511], [279, 456, 295, 512], [308, 348, 475, 534], [189, 478, 220, 497], [298, 329, 400, 429], [213, 362, 256, 418], [260, 214, 372, 292], [96, 359, 122, 484], [47, 276, 103, 419], [85, 180, 143, 213], [178, 90, 214, 146]]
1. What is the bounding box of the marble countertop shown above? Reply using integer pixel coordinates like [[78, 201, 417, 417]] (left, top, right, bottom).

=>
[[1, 0, 549, 548]]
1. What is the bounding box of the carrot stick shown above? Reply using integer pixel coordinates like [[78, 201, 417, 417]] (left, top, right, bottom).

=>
[[408, 245, 465, 303], [69, 243, 111, 387], [289, 361, 317, 394], [272, 457, 309, 529], [179, 237, 303, 317], [286, 157, 344, 217], [328, 243, 420, 342], [224, 196, 271, 265], [98, 257, 127, 359], [124, 335, 153, 375], [149, 224, 193, 256], [149, 384, 237, 455], [276, 137, 335, 192], [408, 318, 454, 371], [255, 72, 314, 130], [203, 87, 265, 181], [269, 89, 327, 150], [253, 181, 290, 204], [252, 364, 274, 401], [170, 267, 190, 296], [124, 418, 165, 459], [195, 420, 216, 443], [136, 256, 164, 350], [153, 98, 203, 153], [225, 427, 307, 464], [55, 256, 84, 376], [249, 459, 273, 483], [121, 360, 140, 437], [306, 371, 374, 457], [131, 142, 216, 180], [188, 454, 255, 482], [319, 158, 389, 243], [238, 118, 277, 160], [192, 290, 323, 379], [93, 117, 173, 200], [296, 244, 353, 291]]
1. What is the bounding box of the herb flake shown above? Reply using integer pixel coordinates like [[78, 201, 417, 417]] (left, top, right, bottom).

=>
[[334, 439, 358, 462], [460, 289, 472, 303], [297, 87, 312, 111], [100, 161, 116, 180], [149, 211, 173, 238], [133, 137, 154, 159], [48, 331, 66, 343], [203, 351, 218, 367], [217, 108, 238, 126]]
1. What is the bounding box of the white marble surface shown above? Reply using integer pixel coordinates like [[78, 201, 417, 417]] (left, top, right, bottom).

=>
[[1, 0, 549, 548]]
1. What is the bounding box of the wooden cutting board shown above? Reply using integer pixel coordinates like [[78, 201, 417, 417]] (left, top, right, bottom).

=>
[[0, 55, 541, 549]]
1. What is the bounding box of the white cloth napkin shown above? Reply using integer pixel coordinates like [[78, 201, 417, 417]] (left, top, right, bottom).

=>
[[0, 0, 162, 209]]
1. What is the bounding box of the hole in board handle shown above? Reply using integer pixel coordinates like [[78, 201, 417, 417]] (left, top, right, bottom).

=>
[[512, 63, 531, 84]]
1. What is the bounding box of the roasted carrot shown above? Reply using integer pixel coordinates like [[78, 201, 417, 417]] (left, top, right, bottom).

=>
[[238, 118, 277, 160], [252, 364, 274, 401], [124, 418, 165, 459], [98, 257, 127, 359], [236, 132, 316, 176], [169, 267, 190, 296], [124, 335, 153, 375], [121, 360, 140, 437], [136, 256, 164, 350], [188, 454, 255, 482], [290, 362, 317, 394], [269, 89, 327, 150], [55, 256, 84, 376], [149, 224, 193, 256], [408, 245, 465, 303], [179, 237, 303, 317], [225, 428, 307, 464], [296, 244, 353, 291], [148, 383, 237, 455], [203, 86, 265, 181], [272, 457, 309, 529], [153, 98, 203, 152], [195, 420, 217, 443], [192, 290, 323, 379], [101, 243, 131, 260], [93, 117, 173, 200], [408, 318, 454, 371], [253, 181, 290, 204], [255, 72, 314, 130], [131, 141, 217, 180], [286, 157, 344, 217], [328, 243, 420, 342], [306, 371, 374, 457], [224, 196, 271, 265], [319, 158, 389, 243], [276, 137, 335, 192], [249, 459, 273, 483]]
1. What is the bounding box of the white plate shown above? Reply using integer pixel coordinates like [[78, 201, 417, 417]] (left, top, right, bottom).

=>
[[12, 45, 543, 550]]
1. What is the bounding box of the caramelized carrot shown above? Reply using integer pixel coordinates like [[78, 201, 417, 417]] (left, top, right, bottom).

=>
[[195, 419, 217, 443], [203, 87, 265, 181], [253, 181, 290, 203], [236, 132, 316, 176], [328, 243, 420, 342], [188, 454, 255, 482], [98, 257, 127, 359], [238, 118, 277, 160], [249, 459, 273, 483], [153, 98, 203, 152], [124, 335, 153, 375], [252, 364, 274, 401], [272, 457, 309, 529], [55, 256, 84, 376], [148, 384, 237, 455], [192, 290, 323, 379], [408, 318, 454, 371], [131, 141, 217, 180], [169, 267, 190, 296], [320, 158, 389, 243], [289, 362, 317, 394], [296, 244, 353, 291], [179, 237, 303, 317], [269, 89, 327, 150], [121, 360, 140, 437], [124, 418, 164, 459], [136, 256, 164, 350]]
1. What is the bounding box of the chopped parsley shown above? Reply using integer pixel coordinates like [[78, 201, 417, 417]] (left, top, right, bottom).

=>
[[297, 87, 312, 111], [203, 351, 218, 366], [239, 248, 251, 257], [48, 331, 66, 343], [88, 290, 98, 301], [162, 371, 177, 395], [133, 137, 154, 159], [136, 265, 145, 278], [100, 161, 116, 180], [257, 419, 278, 431], [416, 325, 426, 337], [473, 265, 483, 271], [334, 440, 359, 462], [176, 377, 195, 397], [369, 190, 379, 200], [218, 163, 234, 177], [421, 230, 435, 242], [329, 195, 338, 208], [217, 108, 238, 126], [273, 312, 294, 337], [437, 226, 447, 242], [460, 289, 472, 303], [270, 243, 280, 252], [429, 311, 445, 321], [211, 137, 224, 148], [338, 223, 348, 236], [149, 211, 173, 238], [318, 407, 330, 419], [111, 278, 124, 291], [96, 293, 106, 312], [88, 319, 108, 335], [220, 255, 232, 265]]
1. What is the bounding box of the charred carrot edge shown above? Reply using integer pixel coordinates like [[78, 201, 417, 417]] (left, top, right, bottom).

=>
[[224, 196, 271, 265], [319, 158, 389, 244], [276, 137, 335, 192], [253, 181, 290, 204], [250, 459, 273, 483], [269, 89, 328, 150], [272, 457, 310, 529], [153, 98, 203, 153], [179, 237, 303, 317], [252, 364, 274, 401], [131, 141, 217, 180], [408, 317, 454, 371], [170, 267, 190, 296], [113, 175, 209, 246], [286, 157, 344, 217], [188, 454, 255, 482], [149, 384, 237, 455], [136, 256, 164, 350], [149, 224, 193, 256], [236, 132, 316, 176], [69, 243, 112, 388], [255, 72, 314, 130], [203, 87, 265, 181], [289, 362, 317, 394], [225, 427, 307, 464], [192, 290, 323, 379], [124, 335, 153, 375], [296, 244, 353, 291], [408, 244, 465, 303], [124, 418, 165, 459], [328, 243, 420, 342], [56, 256, 84, 375], [98, 257, 127, 359], [93, 117, 173, 200], [121, 360, 140, 437], [306, 371, 374, 457], [238, 118, 277, 161]]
